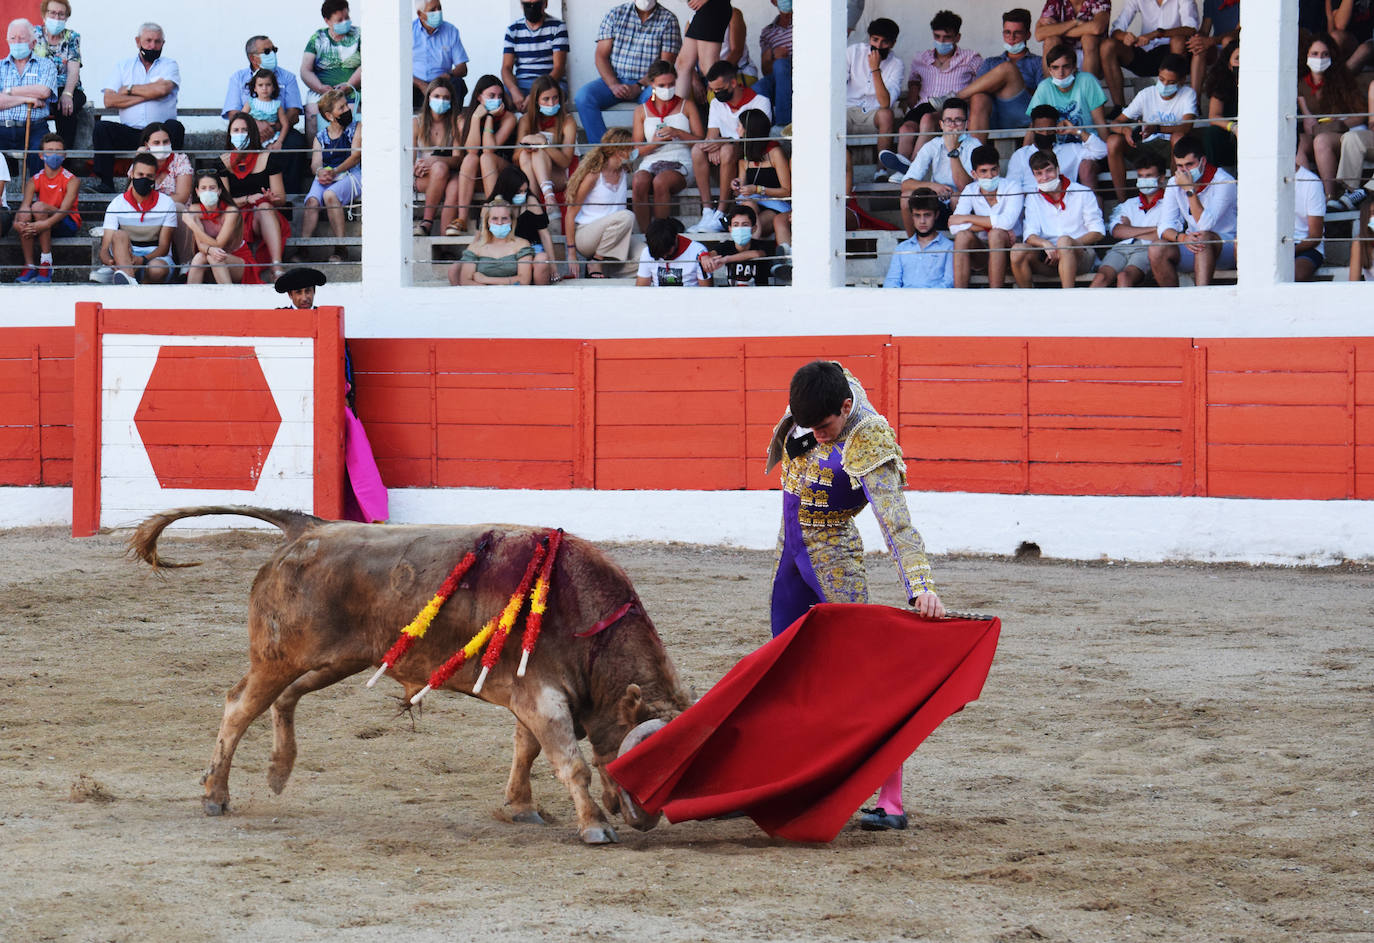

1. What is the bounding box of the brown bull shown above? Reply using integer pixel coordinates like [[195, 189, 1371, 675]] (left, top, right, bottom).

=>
[[129, 506, 692, 844]]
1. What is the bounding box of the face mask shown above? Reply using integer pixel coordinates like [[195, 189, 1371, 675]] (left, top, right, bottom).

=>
[[429, 96, 451, 114], [259, 51, 278, 70], [1157, 80, 1179, 97], [513, 192, 528, 205], [489, 222, 512, 239], [715, 85, 736, 102], [1137, 176, 1160, 194], [1037, 177, 1060, 193], [652, 85, 674, 101], [1033, 132, 1057, 150], [150, 144, 172, 160], [934, 41, 955, 55], [1307, 56, 1331, 74], [977, 175, 1000, 192], [230, 131, 249, 149], [913, 223, 935, 237], [628, 148, 640, 161], [199, 190, 221, 207], [425, 10, 443, 28], [131, 176, 156, 197], [870, 44, 891, 60], [522, 2, 544, 21], [1188, 162, 1205, 183], [139, 46, 161, 63], [482, 96, 503, 112], [634, 0, 656, 11], [332, 18, 352, 34], [539, 102, 561, 116], [335, 109, 354, 127], [731, 226, 752, 245], [956, 131, 969, 144], [777, 0, 792, 11], [42, 152, 64, 169], [1003, 40, 1026, 55], [9, 42, 31, 59], [1051, 74, 1074, 90], [44, 18, 64, 35]]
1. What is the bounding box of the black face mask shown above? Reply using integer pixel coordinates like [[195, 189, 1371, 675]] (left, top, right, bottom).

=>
[[1033, 132, 1057, 151], [715, 85, 736, 102], [335, 109, 353, 128], [522, 2, 544, 21], [139, 46, 162, 63], [130, 176, 155, 197], [870, 44, 891, 60]]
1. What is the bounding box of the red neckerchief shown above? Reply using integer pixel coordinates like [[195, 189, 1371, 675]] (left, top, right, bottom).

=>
[[198, 206, 224, 225], [646, 94, 680, 119], [227, 152, 259, 179], [122, 189, 160, 222], [671, 234, 694, 260], [1039, 175, 1070, 210], [1218, 0, 1238, 7], [538, 114, 559, 132], [1137, 189, 1164, 213], [1303, 73, 1323, 96], [1190, 162, 1218, 196], [725, 87, 759, 113], [156, 154, 172, 174]]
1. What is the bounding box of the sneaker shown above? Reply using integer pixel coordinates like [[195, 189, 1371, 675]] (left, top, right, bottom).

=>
[[688, 207, 726, 233], [1339, 187, 1368, 212], [14, 266, 38, 284], [858, 807, 909, 831], [112, 270, 138, 285], [878, 149, 911, 176], [33, 263, 52, 284], [872, 165, 892, 183], [89, 265, 114, 284]]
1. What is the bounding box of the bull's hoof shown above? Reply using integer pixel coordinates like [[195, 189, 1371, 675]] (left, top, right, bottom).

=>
[[580, 824, 619, 845], [510, 809, 547, 825], [203, 798, 228, 816]]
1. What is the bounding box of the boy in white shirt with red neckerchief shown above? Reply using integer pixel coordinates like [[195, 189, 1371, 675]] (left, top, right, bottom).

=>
[[637, 217, 712, 286], [949, 143, 1023, 288], [1011, 149, 1104, 288], [1091, 151, 1170, 287], [1149, 132, 1236, 286]]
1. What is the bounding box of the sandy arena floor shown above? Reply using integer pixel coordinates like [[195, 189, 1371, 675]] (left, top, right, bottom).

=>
[[1, 524, 1371, 942]]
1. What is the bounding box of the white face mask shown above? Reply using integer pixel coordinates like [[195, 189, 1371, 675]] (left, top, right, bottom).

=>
[[149, 144, 172, 160], [651, 85, 674, 101], [634, 0, 656, 10], [1051, 73, 1075, 90], [1137, 175, 1160, 194], [977, 175, 1000, 192], [199, 190, 221, 208], [1307, 55, 1331, 74], [1036, 177, 1061, 193]]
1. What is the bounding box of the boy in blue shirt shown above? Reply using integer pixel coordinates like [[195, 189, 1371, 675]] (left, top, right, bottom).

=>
[[884, 193, 954, 288]]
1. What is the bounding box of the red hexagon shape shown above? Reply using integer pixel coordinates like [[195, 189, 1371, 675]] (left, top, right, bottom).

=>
[[134, 346, 282, 490]]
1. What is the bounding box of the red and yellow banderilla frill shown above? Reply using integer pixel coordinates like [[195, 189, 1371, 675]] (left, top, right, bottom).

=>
[[517, 527, 564, 678]]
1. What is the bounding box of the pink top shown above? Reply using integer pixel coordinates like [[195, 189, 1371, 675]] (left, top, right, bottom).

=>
[[154, 152, 194, 198], [907, 48, 984, 102]]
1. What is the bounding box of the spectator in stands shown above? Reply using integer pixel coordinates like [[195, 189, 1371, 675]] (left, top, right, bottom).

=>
[[687, 60, 771, 233], [637, 215, 711, 286], [1294, 155, 1327, 282], [490, 164, 561, 284], [412, 1, 466, 112], [753, 0, 792, 129], [898, 97, 976, 236], [1090, 151, 1169, 287], [136, 122, 193, 265], [0, 151, 11, 239], [451, 76, 516, 236], [502, 0, 569, 112], [13, 132, 77, 283], [673, 0, 732, 102], [1348, 189, 1374, 281], [701, 203, 773, 285], [183, 171, 251, 285], [564, 127, 637, 278], [1030, 43, 1109, 133], [883, 10, 983, 179], [1150, 132, 1236, 286], [1187, 0, 1241, 93], [1035, 0, 1110, 79], [513, 75, 577, 222], [575, 0, 682, 152], [302, 0, 361, 143], [707, 7, 760, 108], [241, 70, 289, 150], [94, 22, 180, 191], [412, 78, 460, 237], [453, 197, 534, 286], [302, 88, 360, 265], [884, 192, 954, 288], [1, 18, 57, 176], [735, 108, 791, 257], [956, 9, 1044, 141], [1105, 52, 1196, 204], [224, 36, 306, 192], [218, 110, 289, 282], [1101, 0, 1198, 110], [1337, 69, 1374, 212], [1012, 149, 1105, 288], [949, 143, 1023, 289], [846, 17, 903, 180], [33, 1, 81, 161], [1331, 0, 1374, 68], [1008, 105, 1108, 191], [1200, 39, 1238, 169], [1299, 34, 1364, 204], [98, 152, 175, 285], [631, 60, 703, 232]]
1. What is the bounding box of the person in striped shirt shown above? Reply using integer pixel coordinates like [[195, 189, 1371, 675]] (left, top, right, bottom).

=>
[[753, 0, 792, 128], [501, 0, 569, 113]]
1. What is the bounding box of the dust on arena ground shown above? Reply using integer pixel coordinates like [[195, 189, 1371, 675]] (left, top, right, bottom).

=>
[[1, 525, 1370, 943]]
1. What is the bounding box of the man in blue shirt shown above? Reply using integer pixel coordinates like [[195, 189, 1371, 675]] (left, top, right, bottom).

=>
[[502, 0, 570, 112], [574, 0, 681, 149], [0, 18, 58, 176], [412, 0, 467, 110], [223, 35, 306, 190], [954, 8, 1043, 141], [884, 193, 955, 288]]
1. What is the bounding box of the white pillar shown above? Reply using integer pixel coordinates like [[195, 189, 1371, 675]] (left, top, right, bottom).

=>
[[1237, 0, 1297, 284], [359, 1, 413, 290], [791, 0, 846, 290]]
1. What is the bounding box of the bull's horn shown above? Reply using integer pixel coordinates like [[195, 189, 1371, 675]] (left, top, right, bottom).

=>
[[616, 718, 668, 832], [617, 718, 667, 758]]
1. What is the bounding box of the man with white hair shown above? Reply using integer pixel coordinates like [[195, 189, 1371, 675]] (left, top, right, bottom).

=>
[[93, 22, 182, 191], [412, 0, 468, 111], [0, 19, 58, 176]]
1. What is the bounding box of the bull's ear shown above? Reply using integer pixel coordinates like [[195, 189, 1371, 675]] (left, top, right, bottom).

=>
[[617, 683, 644, 726]]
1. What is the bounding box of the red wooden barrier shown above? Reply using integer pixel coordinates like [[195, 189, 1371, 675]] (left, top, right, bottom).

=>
[[0, 328, 74, 487]]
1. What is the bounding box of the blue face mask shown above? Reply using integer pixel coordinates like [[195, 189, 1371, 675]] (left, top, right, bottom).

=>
[[956, 131, 969, 144], [777, 0, 792, 11], [44, 18, 65, 36], [9, 42, 31, 59], [43, 152, 64, 169], [230, 131, 249, 150], [1003, 41, 1026, 55], [512, 192, 528, 205], [425, 10, 443, 28], [332, 18, 351, 34], [482, 96, 503, 112], [259, 51, 278, 71], [538, 102, 561, 116], [1188, 162, 1205, 183], [489, 222, 512, 239], [977, 175, 1000, 192], [1157, 80, 1179, 97], [429, 96, 451, 114], [1051, 74, 1075, 90], [628, 148, 639, 162], [934, 41, 955, 55], [731, 226, 752, 246]]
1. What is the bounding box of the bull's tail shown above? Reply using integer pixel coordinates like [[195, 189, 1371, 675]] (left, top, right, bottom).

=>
[[128, 505, 325, 570]]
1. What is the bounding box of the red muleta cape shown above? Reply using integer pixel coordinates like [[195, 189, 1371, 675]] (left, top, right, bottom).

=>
[[607, 603, 1001, 843]]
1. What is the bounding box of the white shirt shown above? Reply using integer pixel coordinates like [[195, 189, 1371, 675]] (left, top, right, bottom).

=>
[[1023, 179, 1106, 240], [1007, 134, 1108, 195], [1158, 165, 1237, 240], [0, 156, 10, 209], [950, 181, 1025, 238], [103, 54, 181, 128], [1122, 84, 1199, 141], [101, 191, 178, 243], [637, 237, 710, 286], [1294, 166, 1326, 256], [845, 42, 903, 111], [1106, 190, 1170, 245], [1112, 0, 1200, 52], [903, 135, 978, 189], [707, 89, 772, 139]]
